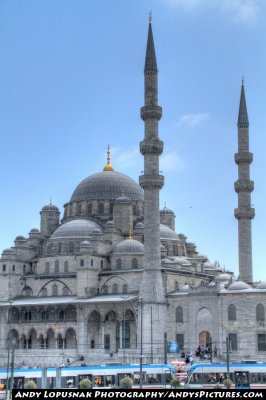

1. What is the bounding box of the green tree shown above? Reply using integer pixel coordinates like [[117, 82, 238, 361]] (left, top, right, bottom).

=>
[[79, 378, 92, 389], [24, 380, 37, 389], [119, 376, 133, 389]]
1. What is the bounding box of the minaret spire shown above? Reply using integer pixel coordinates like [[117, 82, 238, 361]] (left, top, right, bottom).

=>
[[234, 79, 254, 282], [138, 17, 166, 357]]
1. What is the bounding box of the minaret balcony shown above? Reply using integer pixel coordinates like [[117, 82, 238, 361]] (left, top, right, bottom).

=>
[[139, 174, 164, 189], [234, 180, 254, 193], [234, 207, 255, 220], [140, 105, 162, 121], [140, 140, 164, 155], [234, 152, 253, 164]]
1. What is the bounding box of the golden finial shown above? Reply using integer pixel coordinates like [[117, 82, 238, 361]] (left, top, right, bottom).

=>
[[103, 144, 114, 171], [149, 11, 152, 23], [128, 230, 133, 239]]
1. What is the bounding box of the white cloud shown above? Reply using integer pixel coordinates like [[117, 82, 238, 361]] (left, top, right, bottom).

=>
[[108, 146, 183, 173], [159, 0, 258, 25], [178, 113, 209, 127]]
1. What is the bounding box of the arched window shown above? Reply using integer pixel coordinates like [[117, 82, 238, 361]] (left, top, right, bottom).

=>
[[22, 286, 33, 297], [88, 203, 92, 214], [175, 281, 179, 291], [62, 286, 70, 296], [69, 242, 74, 254], [131, 258, 138, 269], [39, 287, 47, 297], [110, 202, 114, 214], [55, 260, 59, 273], [52, 284, 58, 296], [256, 304, 265, 322], [64, 261, 69, 272], [228, 304, 236, 321], [45, 262, 50, 274], [176, 306, 183, 323], [122, 284, 128, 293], [102, 285, 108, 294], [116, 259, 122, 269], [58, 243, 62, 254], [78, 204, 82, 214], [112, 284, 118, 294], [98, 202, 104, 214]]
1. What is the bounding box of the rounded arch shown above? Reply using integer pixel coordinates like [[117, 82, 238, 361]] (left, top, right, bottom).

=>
[[65, 328, 77, 349], [46, 328, 56, 349], [55, 260, 59, 273], [9, 329, 19, 349], [105, 310, 118, 322], [64, 260, 69, 272], [176, 306, 183, 323], [88, 310, 101, 322], [28, 328, 38, 349], [131, 258, 138, 269], [116, 259, 122, 269], [21, 286, 33, 297]]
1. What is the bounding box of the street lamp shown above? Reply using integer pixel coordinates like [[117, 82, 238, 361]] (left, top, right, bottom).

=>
[[139, 297, 143, 389], [6, 300, 13, 400], [150, 306, 153, 364], [121, 296, 129, 364]]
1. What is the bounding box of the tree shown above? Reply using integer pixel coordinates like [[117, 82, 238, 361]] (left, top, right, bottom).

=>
[[24, 380, 37, 389], [79, 378, 92, 389], [170, 377, 182, 388], [223, 378, 233, 389], [119, 376, 133, 389]]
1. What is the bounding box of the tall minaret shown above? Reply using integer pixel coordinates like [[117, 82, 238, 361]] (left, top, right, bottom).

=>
[[139, 16, 165, 303], [234, 80, 255, 283]]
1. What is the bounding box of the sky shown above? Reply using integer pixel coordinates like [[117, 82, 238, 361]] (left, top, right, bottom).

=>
[[0, 0, 266, 282]]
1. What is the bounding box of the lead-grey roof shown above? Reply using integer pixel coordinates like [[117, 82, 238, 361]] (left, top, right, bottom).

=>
[[160, 224, 180, 240], [70, 171, 144, 202], [50, 219, 103, 239], [112, 239, 144, 255]]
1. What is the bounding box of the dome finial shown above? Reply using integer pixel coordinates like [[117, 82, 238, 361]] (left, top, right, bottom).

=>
[[128, 230, 133, 239], [103, 144, 114, 171]]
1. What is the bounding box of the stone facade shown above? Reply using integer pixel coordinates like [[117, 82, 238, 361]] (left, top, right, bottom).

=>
[[0, 21, 265, 369]]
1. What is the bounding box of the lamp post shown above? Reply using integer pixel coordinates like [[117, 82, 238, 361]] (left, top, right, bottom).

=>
[[150, 306, 153, 364], [6, 300, 13, 400], [9, 339, 16, 396], [139, 297, 143, 389], [121, 296, 129, 364], [226, 336, 230, 379]]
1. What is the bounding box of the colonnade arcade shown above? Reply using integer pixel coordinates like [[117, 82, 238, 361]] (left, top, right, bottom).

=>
[[5, 303, 137, 355]]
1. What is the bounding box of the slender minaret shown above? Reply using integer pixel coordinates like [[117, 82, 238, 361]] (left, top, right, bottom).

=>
[[139, 16, 165, 303], [138, 17, 167, 358], [234, 79, 255, 283]]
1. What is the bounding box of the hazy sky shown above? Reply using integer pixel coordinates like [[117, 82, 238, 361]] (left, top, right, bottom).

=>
[[1, 0, 266, 281]]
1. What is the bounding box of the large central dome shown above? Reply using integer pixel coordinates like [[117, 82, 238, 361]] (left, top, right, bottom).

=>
[[70, 170, 144, 202]]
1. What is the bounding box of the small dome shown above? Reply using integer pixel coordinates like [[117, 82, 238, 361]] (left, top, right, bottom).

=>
[[160, 224, 179, 240], [42, 203, 59, 212], [228, 281, 251, 290], [15, 235, 26, 241], [105, 220, 115, 227], [30, 228, 39, 233], [179, 284, 190, 293], [113, 239, 144, 255], [3, 248, 15, 254], [135, 222, 144, 229], [256, 281, 266, 289], [215, 273, 232, 282], [50, 219, 103, 239], [160, 206, 175, 215], [92, 228, 102, 234], [115, 196, 130, 203]]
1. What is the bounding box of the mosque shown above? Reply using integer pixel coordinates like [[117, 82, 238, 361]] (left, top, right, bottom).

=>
[[0, 20, 265, 368]]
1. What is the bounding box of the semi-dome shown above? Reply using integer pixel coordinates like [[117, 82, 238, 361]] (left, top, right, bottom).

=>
[[50, 219, 103, 239], [42, 203, 59, 212], [135, 222, 144, 229], [113, 238, 144, 254], [70, 171, 144, 203], [227, 280, 251, 290], [160, 206, 175, 215], [215, 273, 232, 282], [256, 281, 266, 289], [160, 224, 179, 240]]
